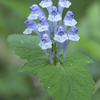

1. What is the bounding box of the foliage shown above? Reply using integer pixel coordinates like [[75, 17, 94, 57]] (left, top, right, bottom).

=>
[[8, 34, 95, 100]]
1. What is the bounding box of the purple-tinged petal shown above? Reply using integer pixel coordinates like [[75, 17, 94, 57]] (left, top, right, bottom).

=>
[[64, 11, 74, 20], [64, 19, 77, 26], [24, 19, 37, 29], [29, 4, 45, 19], [39, 33, 53, 64], [58, 0, 71, 8], [54, 26, 68, 43], [67, 26, 80, 41], [24, 20, 43, 38], [48, 6, 62, 22], [39, 0, 53, 8], [58, 0, 71, 23], [48, 14, 62, 22], [27, 12, 38, 20], [37, 16, 49, 32], [63, 11, 77, 27], [23, 28, 33, 34], [39, 34, 52, 50], [68, 34, 80, 41], [39, 0, 53, 14]]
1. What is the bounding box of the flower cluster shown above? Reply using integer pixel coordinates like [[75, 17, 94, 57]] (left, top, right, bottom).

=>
[[23, 0, 80, 64]]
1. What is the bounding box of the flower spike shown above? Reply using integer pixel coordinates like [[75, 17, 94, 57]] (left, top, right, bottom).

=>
[[24, 0, 80, 64]]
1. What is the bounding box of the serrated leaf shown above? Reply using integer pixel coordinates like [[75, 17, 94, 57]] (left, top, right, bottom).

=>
[[61, 53, 93, 67], [19, 57, 49, 75], [8, 34, 49, 75], [38, 65, 95, 100]]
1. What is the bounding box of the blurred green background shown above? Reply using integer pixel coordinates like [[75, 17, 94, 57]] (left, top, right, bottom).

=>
[[0, 0, 100, 100]]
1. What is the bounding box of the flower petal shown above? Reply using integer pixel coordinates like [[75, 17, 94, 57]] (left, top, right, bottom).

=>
[[48, 14, 62, 22], [39, 41, 52, 50], [39, 1, 53, 8], [23, 28, 33, 34], [59, 1, 71, 8], [64, 19, 77, 26], [54, 34, 68, 43], [68, 34, 80, 41]]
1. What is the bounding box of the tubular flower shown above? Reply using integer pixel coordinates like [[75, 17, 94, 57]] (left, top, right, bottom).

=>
[[63, 11, 77, 32], [39, 0, 53, 14], [48, 6, 62, 34], [28, 4, 45, 20], [54, 26, 68, 43], [23, 0, 80, 64], [37, 16, 49, 32]]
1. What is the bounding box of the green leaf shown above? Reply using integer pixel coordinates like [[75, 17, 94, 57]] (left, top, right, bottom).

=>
[[61, 53, 93, 67], [38, 65, 95, 100], [8, 34, 49, 75]]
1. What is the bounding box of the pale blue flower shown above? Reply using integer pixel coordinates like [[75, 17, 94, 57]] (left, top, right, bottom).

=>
[[24, 19, 42, 38], [67, 26, 80, 41], [63, 11, 77, 32], [48, 6, 62, 22], [36, 16, 49, 32], [39, 34, 53, 64], [54, 26, 68, 58], [28, 4, 45, 20], [39, 34, 52, 50], [48, 6, 62, 34], [54, 26, 68, 43]]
